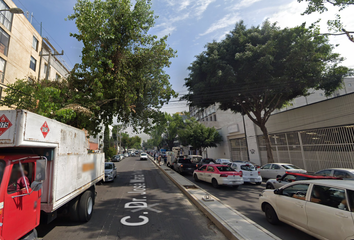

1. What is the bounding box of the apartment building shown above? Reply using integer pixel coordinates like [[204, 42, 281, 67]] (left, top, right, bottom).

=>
[[0, 0, 70, 100], [189, 77, 354, 167]]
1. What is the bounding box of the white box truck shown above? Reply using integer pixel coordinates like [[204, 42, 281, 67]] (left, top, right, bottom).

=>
[[0, 109, 105, 239]]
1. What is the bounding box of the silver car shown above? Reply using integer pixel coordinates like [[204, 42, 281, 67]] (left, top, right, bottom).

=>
[[315, 168, 354, 180], [105, 162, 117, 182]]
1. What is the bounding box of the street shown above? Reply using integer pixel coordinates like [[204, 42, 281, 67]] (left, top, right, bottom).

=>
[[37, 157, 227, 240], [183, 174, 314, 240]]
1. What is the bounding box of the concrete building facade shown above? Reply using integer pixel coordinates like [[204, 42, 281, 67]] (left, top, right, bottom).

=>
[[0, 0, 69, 100]]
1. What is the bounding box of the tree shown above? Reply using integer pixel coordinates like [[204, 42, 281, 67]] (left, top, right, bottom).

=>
[[103, 125, 111, 159], [298, 0, 354, 42], [1, 0, 177, 135], [178, 118, 223, 157], [163, 113, 185, 150], [143, 139, 155, 149], [183, 21, 350, 163]]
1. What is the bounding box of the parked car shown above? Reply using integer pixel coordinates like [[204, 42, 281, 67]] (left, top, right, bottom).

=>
[[259, 180, 354, 240], [193, 164, 243, 188], [229, 162, 262, 185], [215, 158, 231, 165], [119, 154, 125, 161], [105, 162, 117, 182], [173, 157, 196, 174], [259, 163, 306, 179], [315, 168, 354, 180], [140, 153, 148, 160], [111, 155, 120, 162], [195, 158, 215, 168], [124, 153, 129, 158], [265, 172, 340, 189]]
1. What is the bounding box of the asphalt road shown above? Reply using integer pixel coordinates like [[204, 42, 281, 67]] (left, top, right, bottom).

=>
[[37, 157, 227, 240], [183, 173, 315, 240]]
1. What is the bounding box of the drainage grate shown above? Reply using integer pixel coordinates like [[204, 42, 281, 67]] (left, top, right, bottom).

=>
[[183, 185, 198, 189]]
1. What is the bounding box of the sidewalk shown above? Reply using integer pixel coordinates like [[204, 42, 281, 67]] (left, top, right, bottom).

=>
[[150, 157, 281, 240]]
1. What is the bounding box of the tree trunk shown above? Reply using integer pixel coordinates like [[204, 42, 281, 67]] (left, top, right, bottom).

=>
[[260, 124, 274, 163]]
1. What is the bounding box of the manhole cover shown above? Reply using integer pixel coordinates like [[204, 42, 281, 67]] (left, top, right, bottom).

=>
[[183, 185, 198, 189]]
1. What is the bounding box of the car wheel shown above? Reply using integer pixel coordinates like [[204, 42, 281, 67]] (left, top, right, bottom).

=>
[[212, 178, 219, 188], [194, 174, 199, 182], [256, 182, 262, 185], [266, 183, 274, 189], [264, 204, 279, 225]]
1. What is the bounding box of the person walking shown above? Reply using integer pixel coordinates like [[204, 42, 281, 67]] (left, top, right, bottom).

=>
[[157, 155, 161, 166]]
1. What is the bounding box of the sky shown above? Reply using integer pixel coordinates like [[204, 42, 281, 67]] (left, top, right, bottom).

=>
[[12, 0, 354, 141]]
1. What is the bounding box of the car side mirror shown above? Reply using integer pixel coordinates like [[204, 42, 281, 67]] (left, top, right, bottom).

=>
[[31, 181, 43, 192], [276, 177, 281, 181], [274, 189, 281, 195]]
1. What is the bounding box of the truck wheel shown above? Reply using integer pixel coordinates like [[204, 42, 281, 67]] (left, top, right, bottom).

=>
[[69, 197, 80, 222], [78, 191, 94, 222], [266, 184, 274, 189]]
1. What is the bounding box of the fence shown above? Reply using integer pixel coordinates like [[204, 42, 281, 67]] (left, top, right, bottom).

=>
[[257, 125, 354, 172]]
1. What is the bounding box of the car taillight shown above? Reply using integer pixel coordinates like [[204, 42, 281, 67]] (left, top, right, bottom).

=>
[[220, 174, 228, 177], [258, 171, 260, 176], [239, 171, 243, 177], [196, 164, 198, 167], [180, 165, 183, 167]]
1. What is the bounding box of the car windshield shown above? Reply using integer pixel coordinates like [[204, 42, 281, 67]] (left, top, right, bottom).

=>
[[194, 157, 202, 162], [203, 159, 213, 163], [282, 164, 301, 169], [105, 164, 113, 170], [178, 159, 191, 163], [141, 154, 146, 156], [216, 166, 235, 172], [240, 164, 255, 171]]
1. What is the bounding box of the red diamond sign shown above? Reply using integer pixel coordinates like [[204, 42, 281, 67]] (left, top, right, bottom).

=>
[[40, 121, 50, 138], [0, 114, 12, 137]]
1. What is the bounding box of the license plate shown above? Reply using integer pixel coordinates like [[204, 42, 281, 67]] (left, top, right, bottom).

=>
[[250, 178, 255, 181]]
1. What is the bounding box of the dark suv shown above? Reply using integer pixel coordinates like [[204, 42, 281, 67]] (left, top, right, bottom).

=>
[[173, 157, 196, 174], [195, 158, 215, 169]]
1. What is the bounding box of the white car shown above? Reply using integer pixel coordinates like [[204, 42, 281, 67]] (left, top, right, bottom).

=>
[[193, 164, 244, 188], [140, 153, 148, 161], [229, 162, 262, 185], [259, 179, 354, 240], [259, 163, 306, 179], [215, 158, 231, 165], [104, 162, 117, 182]]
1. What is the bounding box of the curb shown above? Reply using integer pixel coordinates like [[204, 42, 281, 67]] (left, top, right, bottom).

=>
[[148, 156, 281, 240]]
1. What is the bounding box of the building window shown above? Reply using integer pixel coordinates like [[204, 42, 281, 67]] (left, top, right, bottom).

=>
[[0, 0, 13, 31], [44, 63, 48, 75], [319, 93, 323, 96], [30, 56, 36, 71], [0, 57, 5, 99], [349, 83, 352, 87], [210, 116, 212, 121], [28, 77, 34, 83], [0, 27, 9, 56], [32, 36, 38, 51], [55, 73, 60, 81], [214, 115, 217, 121]]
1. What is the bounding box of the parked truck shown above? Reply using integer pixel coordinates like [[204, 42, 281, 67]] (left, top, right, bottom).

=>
[[0, 110, 105, 240]]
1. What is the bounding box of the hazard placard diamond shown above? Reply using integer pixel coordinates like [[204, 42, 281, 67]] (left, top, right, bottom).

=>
[[0, 114, 12, 137], [40, 121, 50, 138]]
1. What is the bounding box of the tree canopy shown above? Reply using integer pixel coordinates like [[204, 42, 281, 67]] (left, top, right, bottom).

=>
[[298, 0, 354, 42], [183, 20, 350, 162], [1, 0, 176, 135], [178, 118, 223, 157]]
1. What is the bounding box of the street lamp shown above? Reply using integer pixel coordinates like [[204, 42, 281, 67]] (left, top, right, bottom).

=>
[[0, 8, 24, 14]]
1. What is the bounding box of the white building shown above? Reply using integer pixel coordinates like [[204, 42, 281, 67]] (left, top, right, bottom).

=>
[[189, 77, 354, 169]]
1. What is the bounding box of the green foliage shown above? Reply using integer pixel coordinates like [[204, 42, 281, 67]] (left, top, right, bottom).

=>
[[142, 139, 155, 150], [67, 0, 177, 133], [1, 0, 177, 135], [106, 146, 117, 160], [178, 118, 223, 155], [120, 132, 142, 149], [183, 20, 350, 162], [298, 0, 354, 42]]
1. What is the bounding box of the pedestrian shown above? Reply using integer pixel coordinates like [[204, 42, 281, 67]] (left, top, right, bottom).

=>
[[158, 155, 161, 166], [164, 155, 167, 165]]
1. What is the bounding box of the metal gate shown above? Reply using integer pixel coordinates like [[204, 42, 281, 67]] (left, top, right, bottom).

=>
[[230, 138, 248, 161], [257, 124, 354, 172]]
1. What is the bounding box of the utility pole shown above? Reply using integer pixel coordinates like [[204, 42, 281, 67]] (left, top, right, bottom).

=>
[[39, 38, 64, 81], [242, 113, 250, 162]]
